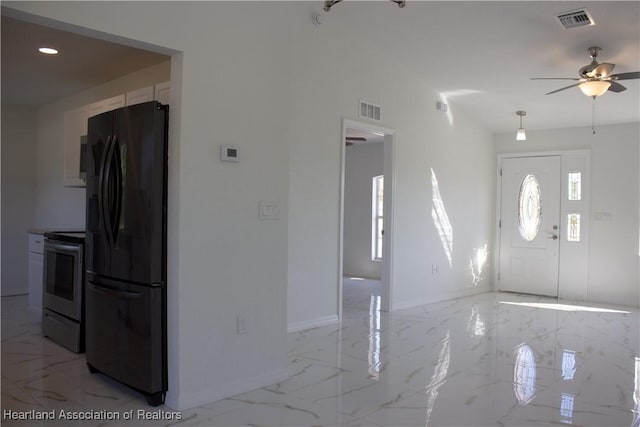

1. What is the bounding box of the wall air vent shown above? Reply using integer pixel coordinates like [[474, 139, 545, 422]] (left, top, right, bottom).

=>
[[359, 100, 381, 121], [555, 8, 595, 29]]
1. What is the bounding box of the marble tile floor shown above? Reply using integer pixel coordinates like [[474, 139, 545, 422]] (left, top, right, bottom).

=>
[[2, 282, 639, 427]]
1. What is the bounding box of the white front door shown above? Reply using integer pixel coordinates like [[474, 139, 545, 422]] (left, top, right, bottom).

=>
[[499, 156, 561, 297]]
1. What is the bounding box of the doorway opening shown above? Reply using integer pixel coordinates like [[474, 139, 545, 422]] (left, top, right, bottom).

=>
[[339, 119, 395, 319]]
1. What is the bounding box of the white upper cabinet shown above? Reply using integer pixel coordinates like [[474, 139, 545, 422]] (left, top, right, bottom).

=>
[[154, 81, 170, 105], [88, 94, 125, 118], [63, 83, 167, 187], [64, 105, 88, 187], [126, 86, 154, 106]]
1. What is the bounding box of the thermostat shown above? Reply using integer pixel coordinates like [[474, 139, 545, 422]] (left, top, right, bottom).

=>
[[220, 145, 239, 162]]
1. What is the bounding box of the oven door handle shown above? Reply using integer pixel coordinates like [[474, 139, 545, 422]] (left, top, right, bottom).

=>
[[89, 282, 144, 300], [45, 243, 80, 253]]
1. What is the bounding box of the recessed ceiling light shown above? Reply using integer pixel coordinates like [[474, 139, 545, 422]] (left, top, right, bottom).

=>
[[38, 47, 59, 55]]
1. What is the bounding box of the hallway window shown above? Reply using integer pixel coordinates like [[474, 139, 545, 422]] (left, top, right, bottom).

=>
[[372, 175, 384, 260]]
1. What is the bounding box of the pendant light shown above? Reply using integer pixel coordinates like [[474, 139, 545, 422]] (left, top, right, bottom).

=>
[[515, 111, 527, 141]]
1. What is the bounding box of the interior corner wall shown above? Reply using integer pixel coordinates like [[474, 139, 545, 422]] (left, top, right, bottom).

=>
[[1, 104, 37, 296], [4, 1, 292, 411], [34, 61, 171, 229], [287, 3, 495, 327], [343, 142, 384, 279], [494, 122, 640, 307]]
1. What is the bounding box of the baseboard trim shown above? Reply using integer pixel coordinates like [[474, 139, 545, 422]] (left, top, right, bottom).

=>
[[165, 367, 289, 411], [287, 314, 339, 334], [392, 286, 490, 311]]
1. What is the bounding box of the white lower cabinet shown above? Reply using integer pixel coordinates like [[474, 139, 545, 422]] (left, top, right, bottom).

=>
[[28, 233, 44, 318]]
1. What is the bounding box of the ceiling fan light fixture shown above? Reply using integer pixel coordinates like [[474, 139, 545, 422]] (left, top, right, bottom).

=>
[[515, 111, 527, 142], [579, 80, 611, 97]]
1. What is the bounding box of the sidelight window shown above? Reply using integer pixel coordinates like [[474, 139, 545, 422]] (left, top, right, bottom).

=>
[[568, 172, 582, 201], [567, 213, 581, 242]]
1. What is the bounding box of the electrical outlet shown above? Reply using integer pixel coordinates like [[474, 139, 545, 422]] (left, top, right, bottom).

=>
[[432, 264, 439, 275], [236, 315, 247, 335]]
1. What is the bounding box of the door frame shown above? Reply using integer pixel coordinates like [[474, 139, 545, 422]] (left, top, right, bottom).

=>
[[494, 150, 591, 300], [497, 155, 562, 296], [339, 118, 396, 319]]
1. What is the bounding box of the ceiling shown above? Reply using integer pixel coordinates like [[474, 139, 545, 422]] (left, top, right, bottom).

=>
[[319, 1, 639, 133], [1, 2, 638, 133], [1, 15, 169, 107]]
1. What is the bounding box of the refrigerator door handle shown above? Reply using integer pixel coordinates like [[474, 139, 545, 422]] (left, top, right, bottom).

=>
[[103, 135, 118, 246], [98, 135, 114, 246], [88, 281, 144, 299], [111, 135, 123, 244]]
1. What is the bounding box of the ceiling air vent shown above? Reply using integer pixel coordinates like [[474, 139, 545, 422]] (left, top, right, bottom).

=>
[[555, 8, 595, 29], [359, 100, 381, 121]]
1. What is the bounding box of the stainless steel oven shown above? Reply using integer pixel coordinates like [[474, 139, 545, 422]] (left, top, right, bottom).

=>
[[42, 232, 85, 353]]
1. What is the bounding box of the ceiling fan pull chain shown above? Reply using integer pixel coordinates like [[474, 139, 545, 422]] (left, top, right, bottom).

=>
[[592, 96, 596, 135]]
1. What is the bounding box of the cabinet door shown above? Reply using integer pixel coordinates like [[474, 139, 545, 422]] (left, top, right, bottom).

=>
[[126, 86, 154, 106], [64, 105, 88, 187], [28, 251, 44, 316], [154, 81, 170, 105], [88, 94, 126, 118]]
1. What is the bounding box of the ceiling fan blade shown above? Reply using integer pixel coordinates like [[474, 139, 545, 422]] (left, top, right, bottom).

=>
[[610, 71, 640, 81], [579, 63, 597, 77], [545, 82, 581, 95], [345, 136, 366, 146], [608, 81, 627, 93], [531, 77, 580, 81], [587, 63, 615, 78]]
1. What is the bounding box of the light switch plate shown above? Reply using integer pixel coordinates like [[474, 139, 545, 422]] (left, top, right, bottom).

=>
[[220, 144, 239, 162], [592, 212, 612, 222], [259, 201, 279, 220]]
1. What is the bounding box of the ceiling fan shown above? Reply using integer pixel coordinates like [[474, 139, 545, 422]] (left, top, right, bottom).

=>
[[345, 136, 366, 146], [532, 46, 640, 97]]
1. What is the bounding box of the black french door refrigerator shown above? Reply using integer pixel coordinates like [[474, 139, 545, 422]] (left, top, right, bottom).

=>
[[85, 101, 168, 406]]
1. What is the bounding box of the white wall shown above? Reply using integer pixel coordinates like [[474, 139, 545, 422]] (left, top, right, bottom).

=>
[[343, 142, 384, 279], [10, 0, 496, 409], [1, 105, 37, 295], [495, 123, 640, 307], [34, 61, 171, 229], [5, 1, 292, 410], [287, 3, 495, 326]]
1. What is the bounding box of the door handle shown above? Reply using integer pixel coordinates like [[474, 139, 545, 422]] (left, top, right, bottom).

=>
[[111, 135, 122, 243], [547, 234, 558, 240], [89, 282, 143, 299]]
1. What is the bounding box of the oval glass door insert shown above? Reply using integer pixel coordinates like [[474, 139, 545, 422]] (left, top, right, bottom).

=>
[[518, 174, 541, 241]]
